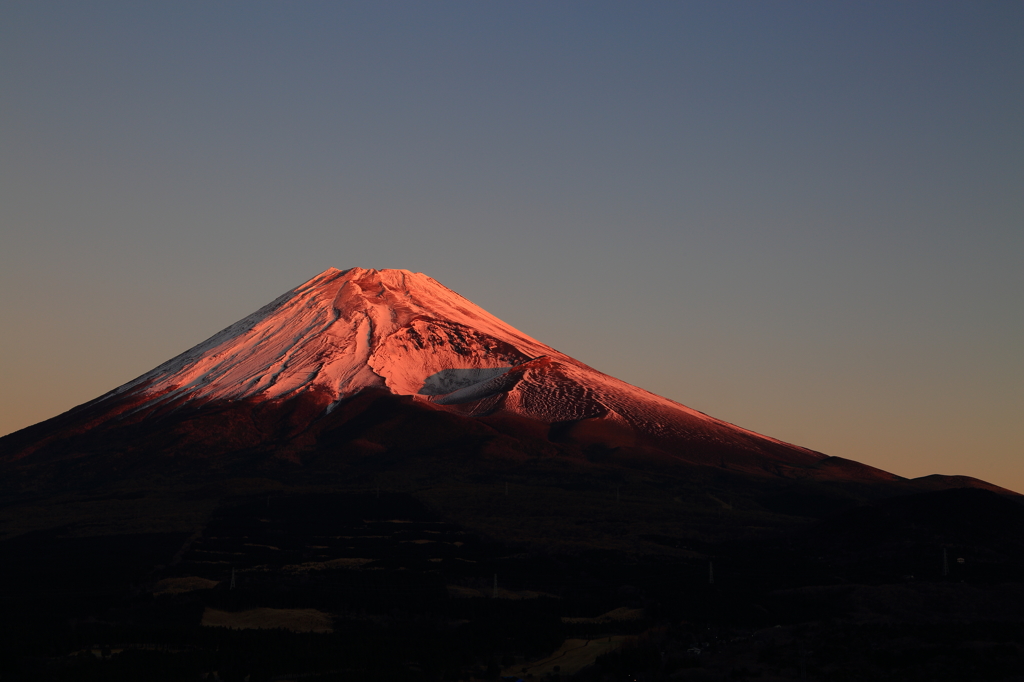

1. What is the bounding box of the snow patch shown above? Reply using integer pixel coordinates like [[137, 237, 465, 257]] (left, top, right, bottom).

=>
[[418, 367, 512, 396]]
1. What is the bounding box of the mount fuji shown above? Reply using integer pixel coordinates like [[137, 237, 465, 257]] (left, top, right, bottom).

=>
[[0, 267, 1008, 505]]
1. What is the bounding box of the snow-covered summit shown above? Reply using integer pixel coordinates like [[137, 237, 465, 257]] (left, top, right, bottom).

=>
[[117, 267, 554, 404], [106, 267, 824, 463]]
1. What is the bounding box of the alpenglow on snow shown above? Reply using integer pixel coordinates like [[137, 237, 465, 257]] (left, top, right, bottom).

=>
[[89, 267, 824, 466]]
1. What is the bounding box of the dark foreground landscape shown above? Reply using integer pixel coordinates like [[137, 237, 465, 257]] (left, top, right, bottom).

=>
[[2, 466, 1023, 682]]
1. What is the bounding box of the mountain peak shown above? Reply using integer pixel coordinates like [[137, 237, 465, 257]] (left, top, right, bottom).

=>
[[301, 267, 464, 308], [109, 267, 555, 409]]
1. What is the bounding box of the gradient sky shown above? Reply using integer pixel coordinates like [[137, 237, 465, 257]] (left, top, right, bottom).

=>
[[2, 2, 1022, 492]]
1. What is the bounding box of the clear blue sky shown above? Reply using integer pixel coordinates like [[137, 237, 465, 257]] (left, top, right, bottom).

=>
[[2, 1, 1022, 491]]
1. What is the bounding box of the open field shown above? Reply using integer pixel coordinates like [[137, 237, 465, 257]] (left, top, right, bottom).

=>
[[154, 576, 220, 595], [562, 606, 644, 624], [201, 607, 335, 633], [508, 636, 631, 677]]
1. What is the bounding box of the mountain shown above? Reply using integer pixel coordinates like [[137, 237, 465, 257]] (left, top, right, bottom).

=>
[[5, 267, 830, 470], [0, 267, 1011, 534]]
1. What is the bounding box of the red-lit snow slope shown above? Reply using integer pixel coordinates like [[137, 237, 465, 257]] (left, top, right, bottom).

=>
[[74, 267, 824, 468]]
